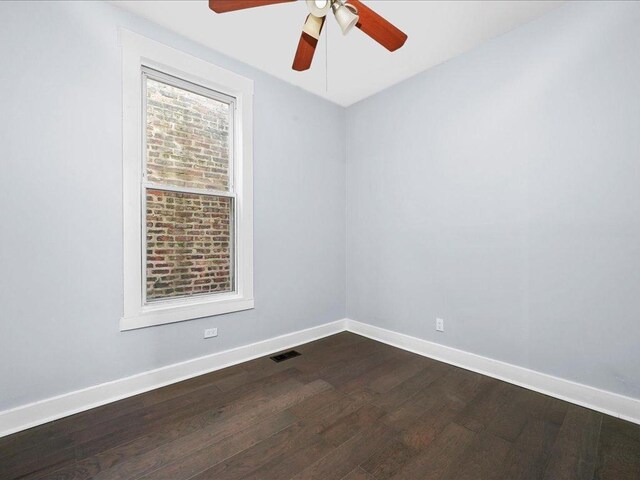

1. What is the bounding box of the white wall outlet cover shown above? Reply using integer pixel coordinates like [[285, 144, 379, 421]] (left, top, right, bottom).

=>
[[436, 318, 444, 332], [204, 328, 218, 339]]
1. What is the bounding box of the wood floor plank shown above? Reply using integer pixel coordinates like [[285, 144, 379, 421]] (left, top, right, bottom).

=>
[[288, 387, 345, 419], [182, 375, 374, 480], [187, 419, 323, 480], [399, 394, 465, 450], [341, 467, 376, 480], [367, 356, 433, 394], [534, 395, 570, 426], [137, 410, 298, 480], [600, 415, 640, 443], [442, 430, 512, 480], [72, 382, 223, 444], [208, 369, 261, 392], [336, 354, 424, 397], [542, 405, 603, 480], [594, 416, 640, 480], [369, 360, 449, 412], [90, 381, 330, 480], [315, 348, 401, 389], [384, 367, 493, 432], [319, 403, 386, 447], [485, 384, 549, 442], [502, 418, 562, 480], [240, 435, 334, 480], [454, 380, 512, 433], [360, 439, 417, 480], [289, 423, 396, 480], [388, 422, 476, 480], [0, 442, 75, 480], [302, 391, 366, 429]]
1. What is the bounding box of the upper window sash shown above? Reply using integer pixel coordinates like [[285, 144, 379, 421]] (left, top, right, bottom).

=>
[[142, 67, 236, 193], [142, 65, 236, 193]]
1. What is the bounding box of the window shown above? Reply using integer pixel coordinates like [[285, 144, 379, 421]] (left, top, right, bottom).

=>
[[143, 71, 235, 302], [121, 31, 254, 330]]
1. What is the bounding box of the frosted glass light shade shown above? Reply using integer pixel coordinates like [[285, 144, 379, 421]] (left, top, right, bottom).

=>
[[333, 3, 359, 35]]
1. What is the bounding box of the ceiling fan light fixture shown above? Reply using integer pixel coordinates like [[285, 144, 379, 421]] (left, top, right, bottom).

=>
[[332, 2, 359, 35], [302, 13, 325, 40]]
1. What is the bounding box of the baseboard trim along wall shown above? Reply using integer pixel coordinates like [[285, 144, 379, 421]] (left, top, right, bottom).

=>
[[0, 319, 346, 438], [1, 317, 638, 437], [346, 318, 640, 426]]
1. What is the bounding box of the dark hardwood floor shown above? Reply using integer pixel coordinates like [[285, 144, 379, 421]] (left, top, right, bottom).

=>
[[1, 332, 639, 480]]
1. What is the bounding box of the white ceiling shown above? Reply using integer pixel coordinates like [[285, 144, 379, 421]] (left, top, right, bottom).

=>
[[112, 0, 564, 106]]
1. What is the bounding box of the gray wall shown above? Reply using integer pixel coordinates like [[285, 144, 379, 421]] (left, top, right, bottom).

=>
[[346, 1, 640, 400], [0, 1, 346, 410], [2, 0, 639, 413]]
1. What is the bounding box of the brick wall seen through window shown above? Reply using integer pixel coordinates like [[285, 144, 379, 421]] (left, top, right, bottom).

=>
[[144, 74, 234, 302]]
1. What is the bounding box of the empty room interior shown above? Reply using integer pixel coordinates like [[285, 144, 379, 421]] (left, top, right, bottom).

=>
[[1, 0, 640, 478]]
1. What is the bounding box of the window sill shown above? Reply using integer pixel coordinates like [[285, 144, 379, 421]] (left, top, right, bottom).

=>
[[120, 296, 254, 331]]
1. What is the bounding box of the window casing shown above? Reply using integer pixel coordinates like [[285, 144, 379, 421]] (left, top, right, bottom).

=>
[[121, 31, 254, 331]]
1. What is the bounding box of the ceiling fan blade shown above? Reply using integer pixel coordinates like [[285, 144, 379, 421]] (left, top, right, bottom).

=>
[[347, 0, 407, 52], [292, 14, 325, 72], [209, 0, 295, 14]]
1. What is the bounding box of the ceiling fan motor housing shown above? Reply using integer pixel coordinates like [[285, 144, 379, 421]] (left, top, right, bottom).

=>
[[306, 0, 332, 17]]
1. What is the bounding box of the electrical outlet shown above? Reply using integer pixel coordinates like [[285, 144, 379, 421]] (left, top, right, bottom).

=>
[[204, 328, 218, 339], [436, 318, 444, 332]]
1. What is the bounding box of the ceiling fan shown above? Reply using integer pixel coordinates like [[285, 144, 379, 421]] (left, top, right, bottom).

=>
[[208, 0, 408, 71]]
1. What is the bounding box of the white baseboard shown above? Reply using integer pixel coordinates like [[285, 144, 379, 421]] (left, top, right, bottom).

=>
[[0, 319, 347, 438], [3, 316, 638, 437], [346, 318, 640, 426]]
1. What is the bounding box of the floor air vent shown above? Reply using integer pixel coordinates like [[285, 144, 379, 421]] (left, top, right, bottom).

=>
[[270, 350, 301, 363]]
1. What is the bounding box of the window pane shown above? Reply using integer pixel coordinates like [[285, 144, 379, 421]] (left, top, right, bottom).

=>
[[146, 77, 231, 191], [146, 189, 233, 302]]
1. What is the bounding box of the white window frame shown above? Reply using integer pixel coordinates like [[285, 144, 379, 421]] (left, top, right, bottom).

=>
[[120, 30, 254, 331]]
